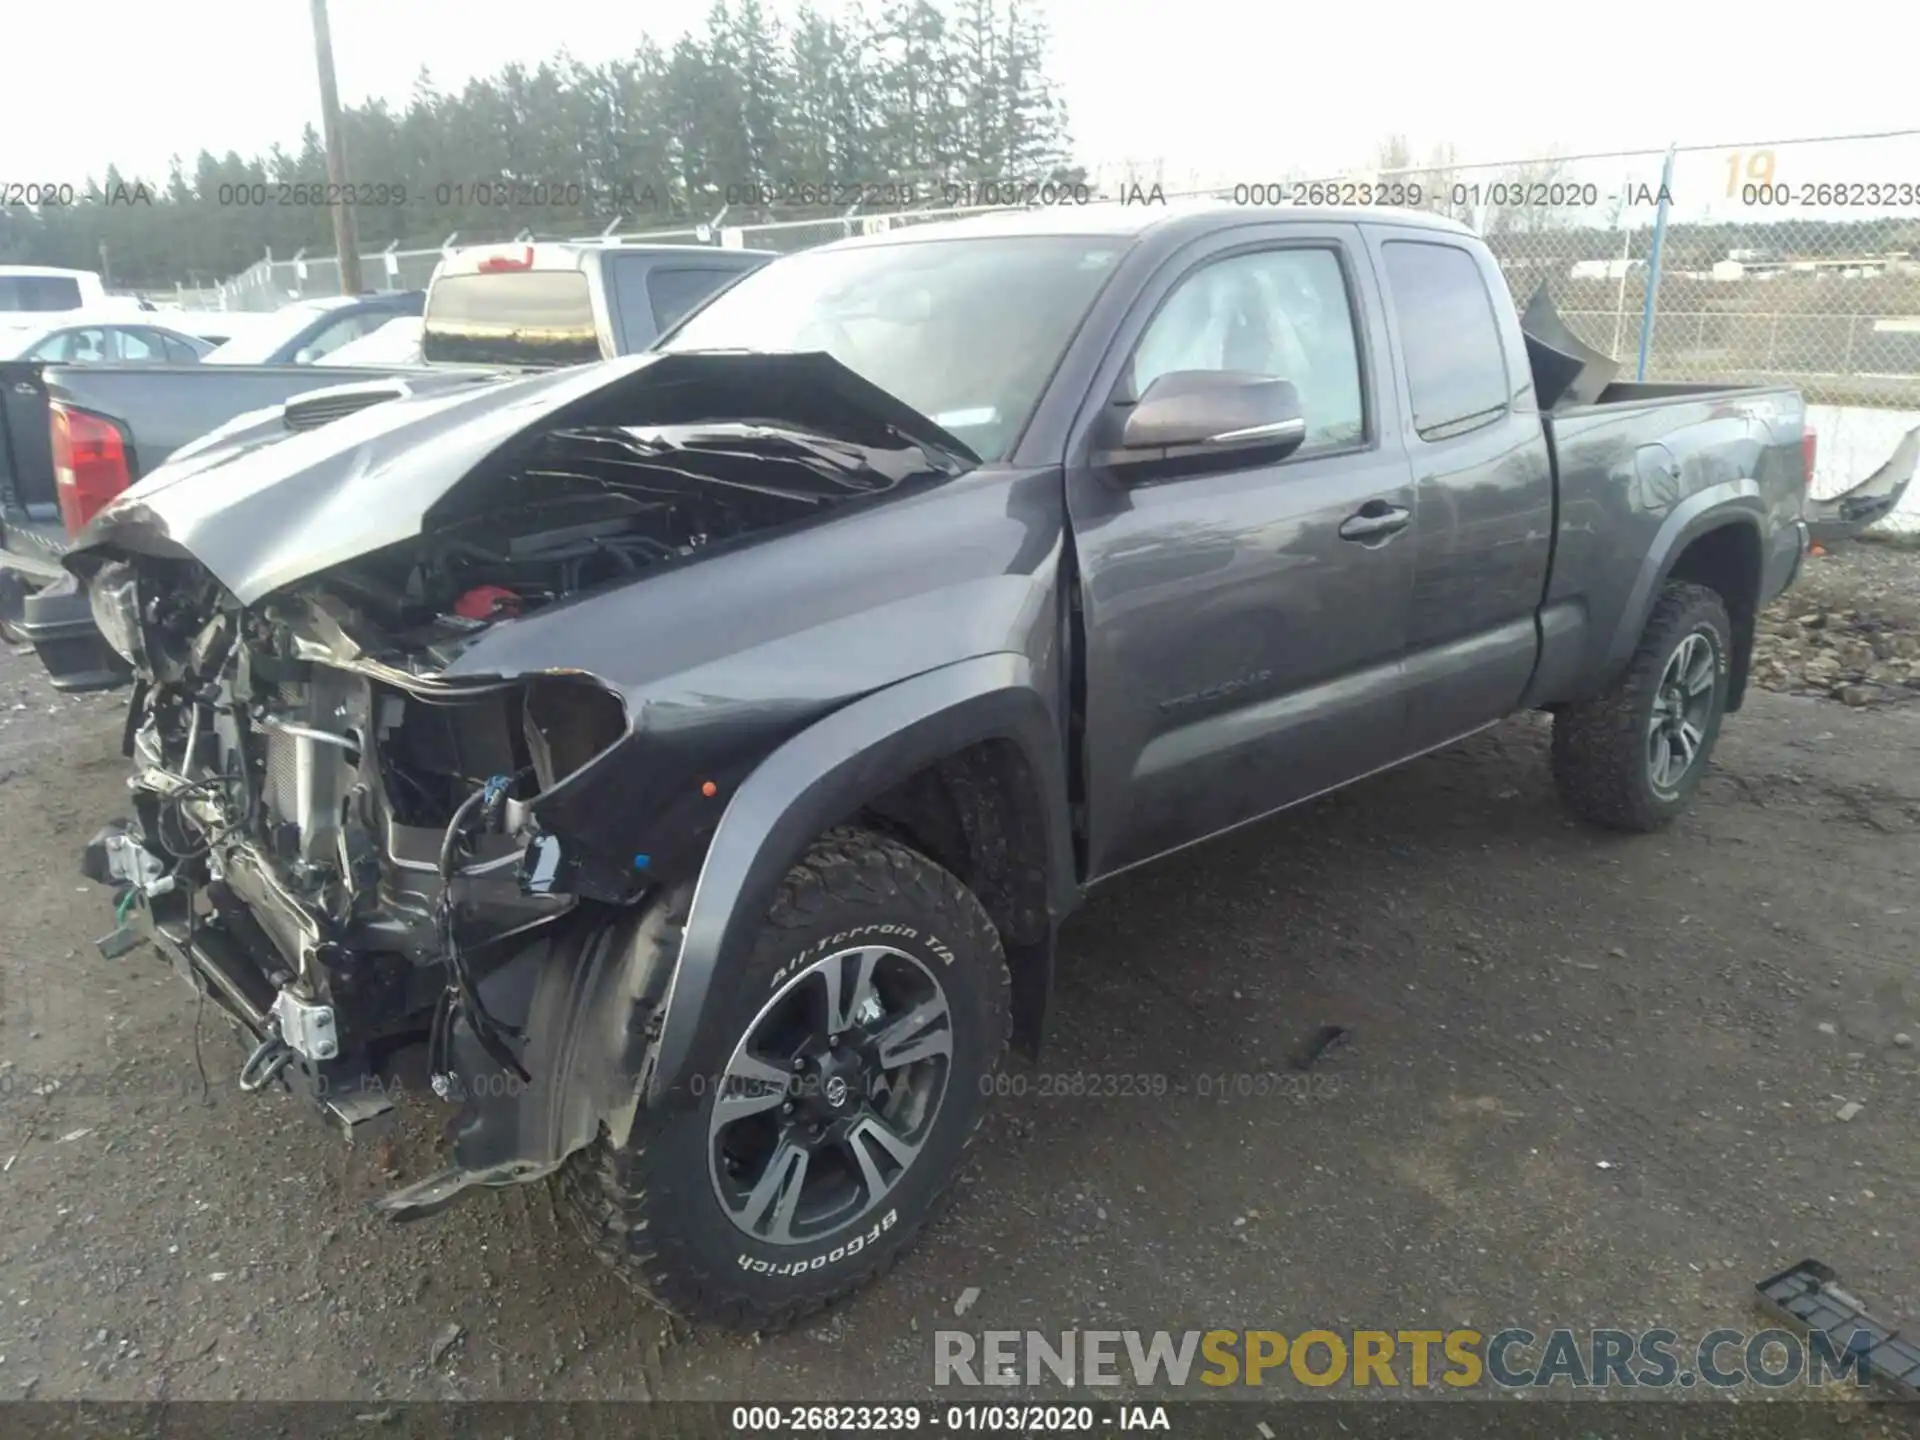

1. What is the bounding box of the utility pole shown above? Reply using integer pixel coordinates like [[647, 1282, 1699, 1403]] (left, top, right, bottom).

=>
[[308, 0, 364, 295], [1635, 144, 1677, 383]]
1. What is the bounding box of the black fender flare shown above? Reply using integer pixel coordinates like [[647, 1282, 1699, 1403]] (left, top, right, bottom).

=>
[[1601, 480, 1765, 681], [641, 651, 1075, 1108], [370, 652, 1075, 1221]]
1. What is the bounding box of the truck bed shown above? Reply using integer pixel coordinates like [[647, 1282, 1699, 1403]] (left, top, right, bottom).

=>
[[1576, 378, 1793, 409], [1527, 382, 1811, 710], [9, 360, 421, 495], [0, 358, 413, 686]]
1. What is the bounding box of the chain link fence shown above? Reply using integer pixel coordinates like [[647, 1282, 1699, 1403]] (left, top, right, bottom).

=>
[[199, 243, 457, 312], [181, 131, 1920, 524], [189, 203, 1030, 310], [1338, 134, 1920, 524]]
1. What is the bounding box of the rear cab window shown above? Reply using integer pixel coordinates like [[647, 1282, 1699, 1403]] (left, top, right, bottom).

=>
[[0, 276, 83, 312], [603, 255, 752, 352], [1379, 240, 1511, 441], [24, 331, 76, 361], [423, 265, 599, 367]]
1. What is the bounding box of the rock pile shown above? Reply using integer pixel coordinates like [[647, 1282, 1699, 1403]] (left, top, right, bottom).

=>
[[1754, 606, 1920, 704], [1753, 540, 1920, 706]]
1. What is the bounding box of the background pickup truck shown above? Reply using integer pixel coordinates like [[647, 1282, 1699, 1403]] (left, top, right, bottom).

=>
[[0, 241, 773, 685], [69, 202, 1883, 1332]]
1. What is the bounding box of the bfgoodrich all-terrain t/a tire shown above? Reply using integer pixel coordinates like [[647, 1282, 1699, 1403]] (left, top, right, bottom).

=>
[[556, 828, 1011, 1332], [1551, 581, 1733, 833]]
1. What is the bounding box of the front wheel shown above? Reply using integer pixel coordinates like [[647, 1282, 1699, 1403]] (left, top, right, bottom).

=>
[[1551, 581, 1732, 832], [556, 828, 1010, 1331]]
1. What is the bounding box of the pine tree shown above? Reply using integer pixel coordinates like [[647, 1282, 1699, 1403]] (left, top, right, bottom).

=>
[[11, 0, 1081, 287], [785, 5, 841, 181], [824, 6, 878, 180], [732, 0, 789, 181], [952, 0, 1005, 175], [1000, 2, 1068, 178], [871, 1, 959, 178]]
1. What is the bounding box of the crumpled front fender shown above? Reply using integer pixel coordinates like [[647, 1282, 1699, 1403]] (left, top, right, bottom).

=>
[[372, 651, 1075, 1220]]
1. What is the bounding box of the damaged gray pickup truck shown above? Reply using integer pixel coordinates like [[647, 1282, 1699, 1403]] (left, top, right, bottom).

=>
[[63, 203, 1864, 1330]]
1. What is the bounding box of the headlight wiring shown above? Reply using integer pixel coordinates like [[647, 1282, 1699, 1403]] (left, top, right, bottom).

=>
[[427, 769, 537, 1099]]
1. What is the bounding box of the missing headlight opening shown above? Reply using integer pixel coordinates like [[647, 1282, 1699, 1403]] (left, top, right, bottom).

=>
[[523, 677, 628, 792], [99, 574, 596, 1047]]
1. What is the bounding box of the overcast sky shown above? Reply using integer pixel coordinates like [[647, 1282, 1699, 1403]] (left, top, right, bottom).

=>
[[5, 0, 1917, 219]]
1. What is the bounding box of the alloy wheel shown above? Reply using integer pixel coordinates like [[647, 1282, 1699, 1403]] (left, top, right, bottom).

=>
[[1647, 628, 1718, 794], [707, 945, 954, 1246]]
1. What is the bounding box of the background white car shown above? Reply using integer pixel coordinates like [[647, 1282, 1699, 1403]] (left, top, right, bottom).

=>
[[321, 314, 425, 367], [0, 316, 214, 363]]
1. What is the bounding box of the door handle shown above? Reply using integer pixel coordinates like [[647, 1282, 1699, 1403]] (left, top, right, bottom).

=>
[[1338, 504, 1411, 541]]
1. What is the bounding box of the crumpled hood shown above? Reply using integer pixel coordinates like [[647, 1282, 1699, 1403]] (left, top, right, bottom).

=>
[[65, 350, 975, 605]]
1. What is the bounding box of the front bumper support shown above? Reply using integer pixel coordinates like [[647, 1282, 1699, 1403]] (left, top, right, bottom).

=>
[[83, 822, 397, 1142]]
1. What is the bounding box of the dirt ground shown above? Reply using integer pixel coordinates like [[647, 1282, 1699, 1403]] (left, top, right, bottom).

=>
[[0, 541, 1917, 1407]]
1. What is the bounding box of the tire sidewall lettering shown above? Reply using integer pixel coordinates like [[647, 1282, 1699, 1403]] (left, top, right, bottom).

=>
[[735, 1209, 898, 1274], [766, 922, 949, 992], [630, 836, 1005, 1313]]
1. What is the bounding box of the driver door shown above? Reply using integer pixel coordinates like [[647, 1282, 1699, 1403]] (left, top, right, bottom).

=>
[[1066, 224, 1417, 877]]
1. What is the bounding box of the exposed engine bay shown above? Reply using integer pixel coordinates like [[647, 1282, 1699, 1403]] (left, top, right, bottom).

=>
[[304, 419, 957, 672], [77, 412, 964, 1145]]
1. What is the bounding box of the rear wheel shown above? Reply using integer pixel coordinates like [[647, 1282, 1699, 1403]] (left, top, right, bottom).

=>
[[1552, 581, 1732, 832], [556, 828, 1009, 1331]]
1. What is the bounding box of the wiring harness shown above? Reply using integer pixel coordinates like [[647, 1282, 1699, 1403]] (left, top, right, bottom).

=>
[[426, 771, 535, 1099]]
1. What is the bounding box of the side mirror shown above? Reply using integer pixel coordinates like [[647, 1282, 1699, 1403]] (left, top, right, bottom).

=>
[[1106, 371, 1307, 478], [293, 346, 319, 365]]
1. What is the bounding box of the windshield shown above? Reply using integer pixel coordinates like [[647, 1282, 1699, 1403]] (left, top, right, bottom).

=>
[[328, 316, 425, 366], [202, 300, 345, 364], [661, 236, 1124, 462]]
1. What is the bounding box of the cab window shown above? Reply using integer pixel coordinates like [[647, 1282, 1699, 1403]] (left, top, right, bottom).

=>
[[1130, 247, 1365, 451]]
